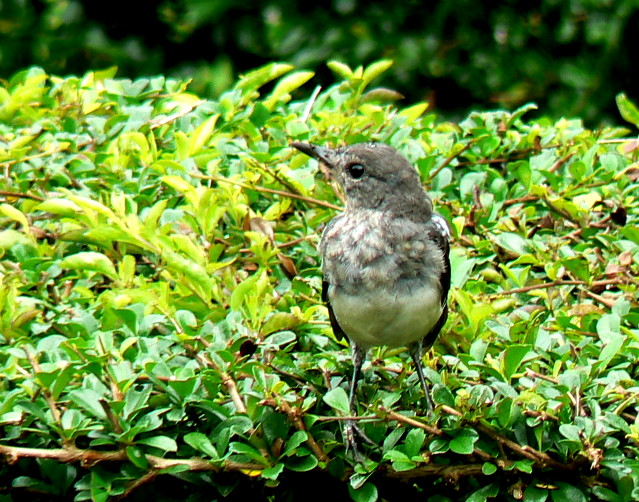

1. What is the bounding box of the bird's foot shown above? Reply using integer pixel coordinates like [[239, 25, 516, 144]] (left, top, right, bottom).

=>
[[423, 390, 435, 416], [344, 419, 377, 462]]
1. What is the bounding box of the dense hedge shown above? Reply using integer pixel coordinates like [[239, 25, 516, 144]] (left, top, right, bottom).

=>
[[1, 62, 639, 501], [2, 0, 639, 124]]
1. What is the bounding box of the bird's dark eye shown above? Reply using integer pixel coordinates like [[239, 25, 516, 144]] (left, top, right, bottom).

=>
[[347, 163, 365, 179]]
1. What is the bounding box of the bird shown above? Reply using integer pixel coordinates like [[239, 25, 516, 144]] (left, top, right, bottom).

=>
[[291, 141, 451, 457]]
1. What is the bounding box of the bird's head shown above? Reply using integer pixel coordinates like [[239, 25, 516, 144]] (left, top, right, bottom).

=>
[[291, 142, 432, 215]]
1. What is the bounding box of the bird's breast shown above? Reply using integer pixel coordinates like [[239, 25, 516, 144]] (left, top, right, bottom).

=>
[[321, 214, 445, 291], [328, 281, 443, 349]]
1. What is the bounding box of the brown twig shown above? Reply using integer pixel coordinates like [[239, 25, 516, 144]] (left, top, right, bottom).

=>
[[582, 289, 617, 309], [149, 100, 206, 129], [313, 415, 378, 422], [23, 348, 62, 426], [548, 152, 576, 173], [502, 194, 539, 207], [194, 173, 343, 211], [384, 462, 485, 482], [378, 406, 443, 437], [267, 363, 321, 395], [525, 369, 558, 384], [265, 398, 328, 463], [185, 337, 250, 416], [441, 405, 574, 470], [475, 424, 573, 470], [0, 444, 262, 473], [2, 146, 72, 170], [115, 470, 158, 500], [220, 372, 248, 415], [0, 190, 45, 202], [496, 278, 621, 296], [430, 143, 473, 179]]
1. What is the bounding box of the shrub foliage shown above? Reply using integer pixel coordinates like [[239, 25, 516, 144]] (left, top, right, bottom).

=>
[[1, 62, 639, 501]]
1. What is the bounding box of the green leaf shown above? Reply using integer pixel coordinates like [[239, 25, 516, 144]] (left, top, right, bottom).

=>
[[432, 384, 455, 408], [550, 483, 587, 502], [495, 232, 530, 256], [263, 331, 297, 348], [184, 432, 220, 459], [282, 430, 308, 456], [523, 485, 548, 502], [236, 63, 294, 92], [230, 271, 262, 311], [616, 93, 639, 128], [501, 344, 531, 381], [35, 198, 82, 216], [398, 102, 429, 122], [323, 387, 350, 415], [137, 435, 178, 452], [68, 389, 107, 419], [327, 61, 354, 80], [467, 483, 499, 502], [507, 102, 538, 125], [384, 449, 416, 471], [261, 463, 284, 480], [286, 454, 318, 472], [597, 333, 626, 368], [404, 428, 426, 458], [263, 71, 314, 110], [558, 424, 581, 443], [482, 462, 497, 475], [361, 59, 394, 87], [428, 437, 449, 454], [60, 251, 118, 280], [189, 114, 219, 155], [0, 203, 31, 238], [449, 429, 479, 455], [496, 397, 515, 427], [348, 481, 378, 502], [229, 442, 269, 464], [125, 446, 149, 469], [262, 312, 303, 336]]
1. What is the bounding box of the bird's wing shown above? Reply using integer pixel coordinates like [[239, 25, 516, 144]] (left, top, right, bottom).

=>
[[322, 279, 347, 342], [422, 213, 451, 348], [429, 213, 451, 305]]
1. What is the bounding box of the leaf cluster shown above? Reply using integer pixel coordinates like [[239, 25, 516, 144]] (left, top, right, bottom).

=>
[[1, 62, 639, 501]]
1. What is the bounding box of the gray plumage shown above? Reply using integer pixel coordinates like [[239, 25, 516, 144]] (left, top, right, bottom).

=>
[[292, 141, 451, 457]]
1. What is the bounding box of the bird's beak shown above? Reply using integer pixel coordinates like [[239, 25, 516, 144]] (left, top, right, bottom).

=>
[[291, 142, 337, 169]]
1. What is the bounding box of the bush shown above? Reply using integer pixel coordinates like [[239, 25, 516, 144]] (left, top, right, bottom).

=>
[[0, 61, 638, 501]]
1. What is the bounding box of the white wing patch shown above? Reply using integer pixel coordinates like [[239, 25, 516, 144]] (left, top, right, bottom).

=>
[[431, 213, 450, 241]]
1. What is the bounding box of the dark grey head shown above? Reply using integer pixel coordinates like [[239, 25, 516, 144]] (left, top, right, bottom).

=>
[[291, 142, 432, 215]]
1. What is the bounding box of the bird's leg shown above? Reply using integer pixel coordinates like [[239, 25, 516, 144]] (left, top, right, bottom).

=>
[[409, 341, 435, 415], [344, 344, 376, 459]]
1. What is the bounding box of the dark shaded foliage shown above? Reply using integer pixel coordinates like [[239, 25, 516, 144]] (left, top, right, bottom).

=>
[[1, 0, 639, 124]]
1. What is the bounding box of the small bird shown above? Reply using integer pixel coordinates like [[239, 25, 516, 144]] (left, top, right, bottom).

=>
[[291, 141, 451, 456]]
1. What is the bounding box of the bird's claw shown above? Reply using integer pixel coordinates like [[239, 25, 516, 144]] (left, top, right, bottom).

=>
[[344, 419, 377, 461]]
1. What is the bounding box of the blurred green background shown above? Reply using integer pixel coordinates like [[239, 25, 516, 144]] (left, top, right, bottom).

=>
[[2, 0, 638, 125]]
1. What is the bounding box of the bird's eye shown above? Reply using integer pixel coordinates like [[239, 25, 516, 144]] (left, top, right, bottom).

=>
[[346, 163, 366, 179]]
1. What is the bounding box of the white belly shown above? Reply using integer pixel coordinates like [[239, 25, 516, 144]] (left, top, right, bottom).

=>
[[329, 282, 442, 349]]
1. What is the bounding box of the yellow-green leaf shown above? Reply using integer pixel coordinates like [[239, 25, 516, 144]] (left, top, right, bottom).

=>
[[263, 71, 315, 110], [0, 203, 31, 237], [35, 198, 82, 216], [60, 251, 118, 280], [361, 59, 394, 87], [189, 114, 219, 155], [616, 93, 639, 128], [327, 61, 354, 80], [398, 102, 430, 122]]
